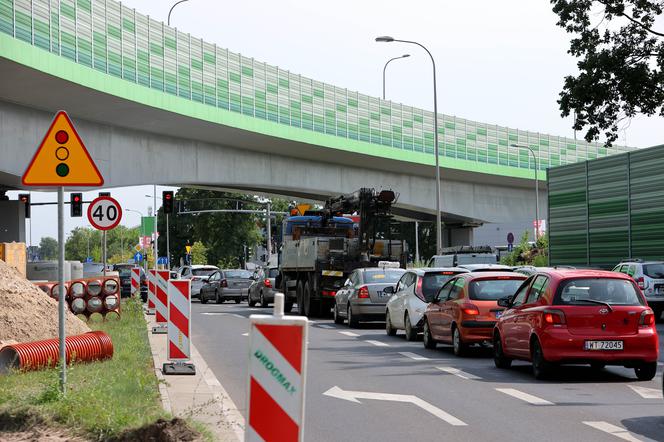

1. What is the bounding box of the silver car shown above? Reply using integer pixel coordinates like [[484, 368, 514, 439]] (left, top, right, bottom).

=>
[[248, 267, 279, 307], [333, 267, 406, 327], [200, 269, 254, 304]]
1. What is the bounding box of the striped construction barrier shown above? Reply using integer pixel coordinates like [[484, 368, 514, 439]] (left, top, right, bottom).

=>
[[163, 279, 195, 375], [131, 267, 140, 296], [146, 269, 156, 315], [152, 270, 170, 334], [247, 293, 308, 442]]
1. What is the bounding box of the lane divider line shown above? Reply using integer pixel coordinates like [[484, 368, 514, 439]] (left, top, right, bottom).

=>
[[318, 324, 335, 329], [339, 331, 360, 337], [436, 366, 482, 380], [496, 388, 554, 405], [583, 421, 642, 442], [365, 340, 390, 347], [399, 352, 430, 361], [628, 384, 663, 399], [242, 333, 249, 336]]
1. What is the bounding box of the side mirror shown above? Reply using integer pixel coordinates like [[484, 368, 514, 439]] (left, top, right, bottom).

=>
[[497, 296, 512, 308], [383, 286, 395, 295]]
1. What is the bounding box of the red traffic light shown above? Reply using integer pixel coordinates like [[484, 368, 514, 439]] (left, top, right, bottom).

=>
[[19, 195, 28, 203], [73, 195, 81, 202], [165, 193, 172, 200], [55, 130, 69, 144]]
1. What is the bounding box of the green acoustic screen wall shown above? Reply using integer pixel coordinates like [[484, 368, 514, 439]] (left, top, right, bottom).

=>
[[549, 145, 664, 269], [0, 0, 634, 176]]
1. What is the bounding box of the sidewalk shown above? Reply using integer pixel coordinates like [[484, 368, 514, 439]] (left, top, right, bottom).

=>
[[144, 313, 245, 442]]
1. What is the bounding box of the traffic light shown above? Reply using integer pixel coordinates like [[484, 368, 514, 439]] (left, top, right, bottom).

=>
[[18, 193, 30, 218], [163, 191, 174, 214], [99, 192, 111, 197], [70, 193, 83, 217], [54, 129, 71, 178]]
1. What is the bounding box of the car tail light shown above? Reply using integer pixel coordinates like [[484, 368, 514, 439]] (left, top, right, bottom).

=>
[[358, 286, 370, 299], [639, 309, 655, 327], [221, 279, 228, 288], [264, 278, 272, 288], [636, 277, 646, 290], [461, 304, 479, 315], [322, 290, 337, 297], [543, 309, 566, 325]]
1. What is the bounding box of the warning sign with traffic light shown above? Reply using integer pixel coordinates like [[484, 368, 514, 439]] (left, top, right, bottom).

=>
[[22, 110, 104, 186]]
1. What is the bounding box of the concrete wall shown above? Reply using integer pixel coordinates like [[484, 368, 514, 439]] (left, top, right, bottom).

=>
[[0, 201, 25, 243]]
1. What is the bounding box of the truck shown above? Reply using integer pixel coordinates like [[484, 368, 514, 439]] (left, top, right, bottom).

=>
[[426, 245, 498, 267], [278, 188, 407, 317]]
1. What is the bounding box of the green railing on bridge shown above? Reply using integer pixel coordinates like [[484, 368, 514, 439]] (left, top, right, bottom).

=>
[[0, 0, 631, 174]]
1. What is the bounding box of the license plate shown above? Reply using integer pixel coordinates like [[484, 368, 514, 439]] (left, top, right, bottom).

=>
[[584, 340, 624, 351]]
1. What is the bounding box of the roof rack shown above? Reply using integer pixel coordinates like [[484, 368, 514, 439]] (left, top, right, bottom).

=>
[[439, 245, 494, 255], [620, 258, 643, 263]]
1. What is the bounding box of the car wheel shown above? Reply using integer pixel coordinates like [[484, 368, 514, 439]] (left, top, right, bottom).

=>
[[404, 313, 417, 341], [333, 304, 344, 324], [493, 333, 512, 369], [260, 291, 268, 308], [200, 295, 208, 305], [248, 292, 256, 307], [385, 310, 397, 336], [452, 326, 467, 357], [634, 362, 658, 381], [284, 301, 293, 313], [215, 290, 223, 304], [347, 304, 359, 328], [234, 298, 241, 304], [423, 319, 437, 349], [531, 338, 551, 380]]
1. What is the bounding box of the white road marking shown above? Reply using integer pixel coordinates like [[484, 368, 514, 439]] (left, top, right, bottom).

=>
[[365, 340, 390, 347], [200, 312, 246, 319], [318, 324, 335, 329], [231, 313, 245, 319], [339, 331, 360, 337], [399, 352, 430, 361], [628, 385, 663, 399], [583, 421, 642, 442], [436, 366, 481, 380], [323, 386, 467, 426], [241, 333, 249, 336], [496, 388, 554, 405]]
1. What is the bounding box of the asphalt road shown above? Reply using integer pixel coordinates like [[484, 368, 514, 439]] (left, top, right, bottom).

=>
[[191, 301, 664, 442]]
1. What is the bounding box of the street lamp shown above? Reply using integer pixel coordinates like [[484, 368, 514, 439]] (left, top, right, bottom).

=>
[[376, 36, 442, 254], [167, 0, 191, 26], [382, 54, 410, 100], [510, 144, 541, 238]]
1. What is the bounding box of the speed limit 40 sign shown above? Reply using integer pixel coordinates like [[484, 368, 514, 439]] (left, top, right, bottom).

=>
[[88, 196, 122, 230]]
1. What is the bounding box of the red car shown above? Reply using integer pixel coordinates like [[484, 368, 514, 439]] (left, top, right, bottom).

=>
[[423, 272, 527, 355], [493, 269, 659, 380]]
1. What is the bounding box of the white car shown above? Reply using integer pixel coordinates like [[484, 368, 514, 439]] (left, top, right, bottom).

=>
[[613, 260, 664, 321], [177, 265, 219, 298], [385, 268, 469, 341]]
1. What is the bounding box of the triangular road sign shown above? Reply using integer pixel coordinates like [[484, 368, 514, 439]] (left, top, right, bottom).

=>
[[22, 110, 104, 186]]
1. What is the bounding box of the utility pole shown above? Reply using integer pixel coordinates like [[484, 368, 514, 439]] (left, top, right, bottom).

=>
[[266, 202, 272, 267]]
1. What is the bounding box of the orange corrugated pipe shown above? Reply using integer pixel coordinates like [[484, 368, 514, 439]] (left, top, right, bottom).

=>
[[0, 331, 113, 374]]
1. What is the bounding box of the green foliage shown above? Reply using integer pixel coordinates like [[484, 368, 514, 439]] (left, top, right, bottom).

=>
[[65, 226, 140, 264], [217, 256, 240, 269], [551, 0, 664, 145], [0, 298, 166, 439], [39, 237, 58, 260], [189, 241, 208, 265], [500, 231, 549, 266]]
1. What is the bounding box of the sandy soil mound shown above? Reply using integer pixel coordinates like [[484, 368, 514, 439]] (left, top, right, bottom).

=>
[[0, 260, 90, 345], [110, 418, 202, 442]]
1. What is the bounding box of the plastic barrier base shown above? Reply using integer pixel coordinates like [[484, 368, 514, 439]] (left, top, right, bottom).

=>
[[163, 361, 196, 375], [151, 324, 167, 334]]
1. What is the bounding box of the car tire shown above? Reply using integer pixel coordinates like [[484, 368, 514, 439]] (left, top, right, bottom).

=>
[[215, 290, 223, 304], [634, 362, 658, 381], [493, 333, 512, 369], [404, 313, 417, 341], [385, 310, 397, 336], [347, 304, 359, 328], [234, 298, 241, 304], [248, 296, 256, 307], [452, 326, 467, 357], [260, 291, 268, 308], [333, 304, 344, 324], [423, 319, 437, 349], [284, 301, 293, 313], [531, 338, 551, 380], [200, 295, 208, 305]]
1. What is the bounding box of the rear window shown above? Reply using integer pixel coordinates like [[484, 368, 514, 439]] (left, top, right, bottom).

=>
[[643, 264, 664, 279], [192, 268, 217, 276], [422, 272, 461, 297], [364, 269, 405, 283], [469, 278, 524, 300], [267, 268, 280, 278], [225, 270, 253, 279], [115, 267, 132, 277], [556, 278, 644, 306]]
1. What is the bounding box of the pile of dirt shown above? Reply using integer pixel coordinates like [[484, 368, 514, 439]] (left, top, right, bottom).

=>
[[0, 410, 87, 442], [0, 259, 90, 347], [110, 418, 202, 442]]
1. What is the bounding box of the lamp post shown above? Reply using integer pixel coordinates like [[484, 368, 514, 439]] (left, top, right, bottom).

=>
[[382, 54, 410, 100], [167, 0, 191, 26], [376, 36, 442, 254], [510, 144, 541, 238]]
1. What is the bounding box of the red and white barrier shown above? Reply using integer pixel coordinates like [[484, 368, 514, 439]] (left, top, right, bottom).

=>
[[246, 293, 308, 442], [163, 279, 195, 375], [131, 267, 140, 296], [152, 270, 170, 333], [146, 269, 156, 315]]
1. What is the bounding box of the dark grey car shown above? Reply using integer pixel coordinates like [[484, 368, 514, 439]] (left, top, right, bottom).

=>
[[248, 267, 279, 307], [200, 269, 254, 304], [333, 267, 406, 327]]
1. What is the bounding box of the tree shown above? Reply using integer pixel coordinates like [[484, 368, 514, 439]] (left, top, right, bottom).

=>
[[189, 241, 208, 265], [500, 231, 549, 267], [65, 226, 140, 263], [39, 237, 58, 260], [551, 0, 664, 144]]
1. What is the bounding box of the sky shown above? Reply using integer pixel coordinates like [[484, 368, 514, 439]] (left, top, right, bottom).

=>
[[9, 0, 664, 248]]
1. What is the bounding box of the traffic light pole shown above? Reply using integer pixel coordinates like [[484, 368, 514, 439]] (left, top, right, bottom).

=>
[[57, 186, 66, 393], [166, 213, 170, 269], [266, 203, 271, 267]]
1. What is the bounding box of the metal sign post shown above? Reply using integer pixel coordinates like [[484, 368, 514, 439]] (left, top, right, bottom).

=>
[[57, 186, 66, 391]]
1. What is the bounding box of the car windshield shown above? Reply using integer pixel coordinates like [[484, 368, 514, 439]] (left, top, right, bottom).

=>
[[556, 278, 643, 306], [469, 278, 524, 300], [643, 264, 664, 279], [192, 268, 217, 276], [115, 267, 132, 277], [422, 272, 460, 297], [364, 269, 405, 283], [225, 270, 253, 279], [267, 268, 280, 278]]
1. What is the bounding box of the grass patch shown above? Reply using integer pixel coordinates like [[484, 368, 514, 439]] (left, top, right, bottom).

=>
[[0, 297, 168, 439]]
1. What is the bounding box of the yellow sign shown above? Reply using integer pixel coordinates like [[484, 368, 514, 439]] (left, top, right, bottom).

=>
[[296, 204, 311, 215], [185, 245, 192, 254], [134, 244, 142, 252], [22, 111, 104, 186]]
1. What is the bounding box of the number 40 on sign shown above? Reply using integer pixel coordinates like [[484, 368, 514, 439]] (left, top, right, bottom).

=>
[[87, 196, 122, 231]]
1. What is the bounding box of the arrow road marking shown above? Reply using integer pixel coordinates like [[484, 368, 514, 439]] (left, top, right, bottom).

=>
[[436, 366, 481, 380], [399, 352, 430, 361], [583, 422, 642, 442], [323, 386, 467, 426], [365, 340, 390, 347], [339, 331, 359, 337], [496, 388, 554, 405], [628, 385, 663, 399]]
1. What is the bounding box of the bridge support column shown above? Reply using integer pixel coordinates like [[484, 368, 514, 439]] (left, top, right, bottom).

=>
[[0, 200, 26, 243]]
